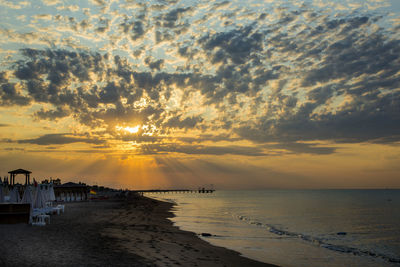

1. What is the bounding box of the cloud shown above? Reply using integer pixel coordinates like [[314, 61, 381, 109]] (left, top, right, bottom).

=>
[[42, 0, 61, 6], [32, 14, 52, 21], [18, 134, 105, 145], [159, 7, 192, 28], [164, 115, 203, 129], [198, 25, 263, 65], [89, 0, 106, 6], [35, 107, 70, 120], [140, 143, 268, 156], [265, 142, 337, 155], [179, 133, 240, 144], [144, 57, 164, 71], [0, 72, 31, 106], [0, 0, 30, 9], [1, 3, 400, 153]]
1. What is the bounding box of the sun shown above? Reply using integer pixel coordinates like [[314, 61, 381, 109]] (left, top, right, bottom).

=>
[[116, 125, 140, 134], [125, 126, 140, 133]]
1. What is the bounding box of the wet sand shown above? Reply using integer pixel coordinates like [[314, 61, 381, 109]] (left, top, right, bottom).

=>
[[0, 195, 277, 266]]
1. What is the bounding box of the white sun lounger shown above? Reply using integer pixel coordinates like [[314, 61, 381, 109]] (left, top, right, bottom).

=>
[[31, 214, 50, 226]]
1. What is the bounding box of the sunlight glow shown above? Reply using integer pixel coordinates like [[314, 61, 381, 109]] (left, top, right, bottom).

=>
[[116, 125, 140, 134]]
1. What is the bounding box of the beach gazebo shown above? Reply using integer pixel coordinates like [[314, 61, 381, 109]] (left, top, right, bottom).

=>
[[8, 169, 32, 186]]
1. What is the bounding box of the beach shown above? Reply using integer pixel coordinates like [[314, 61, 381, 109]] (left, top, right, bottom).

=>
[[0, 194, 276, 266]]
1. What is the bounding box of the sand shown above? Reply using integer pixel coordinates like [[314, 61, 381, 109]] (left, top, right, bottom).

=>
[[0, 194, 277, 266]]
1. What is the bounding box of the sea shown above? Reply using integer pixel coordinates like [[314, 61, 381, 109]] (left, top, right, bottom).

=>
[[147, 190, 400, 267]]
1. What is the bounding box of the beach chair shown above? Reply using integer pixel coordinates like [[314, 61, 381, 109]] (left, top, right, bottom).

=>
[[47, 202, 62, 215], [40, 214, 50, 224], [31, 221, 45, 226], [44, 202, 56, 215], [31, 214, 47, 226], [57, 204, 65, 213], [52, 207, 61, 215]]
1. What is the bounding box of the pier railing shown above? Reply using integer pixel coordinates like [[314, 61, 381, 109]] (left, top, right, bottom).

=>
[[133, 189, 215, 194]]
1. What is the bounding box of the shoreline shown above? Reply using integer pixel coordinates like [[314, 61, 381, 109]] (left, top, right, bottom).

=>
[[0, 194, 278, 266]]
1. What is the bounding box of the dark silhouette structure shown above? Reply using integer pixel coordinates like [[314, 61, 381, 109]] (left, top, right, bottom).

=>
[[8, 169, 32, 185], [54, 182, 89, 201], [0, 203, 30, 224], [133, 189, 215, 194]]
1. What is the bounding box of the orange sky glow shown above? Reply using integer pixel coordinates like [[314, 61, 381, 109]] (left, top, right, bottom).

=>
[[1, 0, 400, 189]]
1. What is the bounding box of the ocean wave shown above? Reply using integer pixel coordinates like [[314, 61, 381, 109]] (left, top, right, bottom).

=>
[[235, 214, 400, 264]]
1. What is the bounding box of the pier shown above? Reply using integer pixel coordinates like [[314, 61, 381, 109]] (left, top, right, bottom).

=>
[[133, 189, 215, 194]]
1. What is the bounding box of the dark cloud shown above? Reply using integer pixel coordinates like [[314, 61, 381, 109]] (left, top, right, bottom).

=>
[[199, 25, 263, 65], [164, 115, 203, 129], [144, 57, 164, 71], [3, 7, 400, 152], [4, 148, 26, 152], [35, 107, 70, 120], [0, 71, 31, 106], [179, 134, 240, 144], [159, 7, 192, 28], [18, 133, 105, 145], [308, 85, 334, 104], [213, 1, 230, 9], [140, 143, 267, 156], [26, 148, 116, 154], [155, 30, 174, 43], [367, 135, 400, 144], [95, 18, 110, 33], [98, 82, 121, 103], [119, 19, 146, 40], [91, 0, 106, 6], [177, 45, 198, 60], [229, 12, 400, 144], [0, 71, 7, 83], [265, 142, 337, 155], [236, 90, 400, 143], [0, 82, 31, 106], [302, 23, 400, 88]]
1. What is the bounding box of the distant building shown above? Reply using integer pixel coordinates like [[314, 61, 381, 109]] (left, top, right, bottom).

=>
[[54, 182, 89, 202]]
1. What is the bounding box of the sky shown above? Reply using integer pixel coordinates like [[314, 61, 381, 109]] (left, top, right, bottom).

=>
[[0, 0, 399, 190]]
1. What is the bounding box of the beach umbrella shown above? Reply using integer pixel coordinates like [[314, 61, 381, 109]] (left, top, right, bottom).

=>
[[33, 187, 46, 209], [41, 185, 49, 202], [0, 185, 4, 203], [9, 187, 20, 203], [49, 184, 56, 202], [3, 185, 9, 197], [21, 186, 34, 205], [21, 186, 34, 224], [32, 185, 37, 200]]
